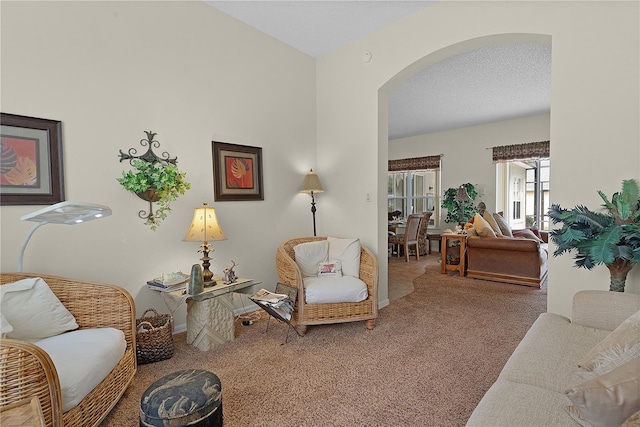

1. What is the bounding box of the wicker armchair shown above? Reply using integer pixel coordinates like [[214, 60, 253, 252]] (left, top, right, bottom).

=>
[[275, 237, 378, 335], [0, 273, 136, 427]]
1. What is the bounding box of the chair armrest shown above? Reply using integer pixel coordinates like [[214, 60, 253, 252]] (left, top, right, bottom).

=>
[[359, 245, 379, 304], [276, 246, 305, 291], [0, 339, 63, 427], [572, 290, 640, 331]]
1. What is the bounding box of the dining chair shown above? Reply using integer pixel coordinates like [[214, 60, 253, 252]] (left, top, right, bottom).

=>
[[417, 211, 433, 256], [388, 213, 423, 262]]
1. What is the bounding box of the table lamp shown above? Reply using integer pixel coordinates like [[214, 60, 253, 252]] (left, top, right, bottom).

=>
[[183, 203, 227, 284], [18, 201, 112, 272], [454, 185, 472, 224], [299, 169, 324, 236]]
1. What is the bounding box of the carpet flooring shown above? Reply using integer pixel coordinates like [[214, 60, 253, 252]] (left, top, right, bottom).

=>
[[102, 258, 547, 426]]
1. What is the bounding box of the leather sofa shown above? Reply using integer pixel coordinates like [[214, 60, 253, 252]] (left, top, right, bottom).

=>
[[466, 231, 548, 287]]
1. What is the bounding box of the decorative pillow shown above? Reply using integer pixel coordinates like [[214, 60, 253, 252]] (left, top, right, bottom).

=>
[[513, 228, 543, 242], [483, 211, 503, 236], [327, 237, 361, 278], [318, 260, 342, 278], [529, 227, 543, 239], [0, 314, 13, 338], [473, 213, 497, 237], [1, 277, 79, 341], [566, 357, 640, 427], [492, 212, 513, 237], [294, 240, 329, 278], [579, 309, 640, 373]]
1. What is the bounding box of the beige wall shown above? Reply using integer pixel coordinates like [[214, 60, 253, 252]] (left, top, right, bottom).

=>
[[0, 1, 317, 329], [316, 1, 639, 315], [2, 1, 638, 326]]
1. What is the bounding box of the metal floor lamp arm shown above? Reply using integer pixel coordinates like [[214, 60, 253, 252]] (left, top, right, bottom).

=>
[[17, 222, 48, 272]]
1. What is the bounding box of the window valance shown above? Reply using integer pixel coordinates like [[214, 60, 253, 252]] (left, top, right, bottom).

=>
[[388, 155, 441, 172], [492, 141, 549, 162]]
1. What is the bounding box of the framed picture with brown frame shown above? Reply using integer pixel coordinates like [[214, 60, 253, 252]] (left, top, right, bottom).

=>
[[0, 113, 65, 205], [212, 141, 264, 201]]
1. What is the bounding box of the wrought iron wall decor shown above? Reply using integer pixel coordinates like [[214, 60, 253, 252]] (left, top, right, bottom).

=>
[[117, 131, 190, 230]]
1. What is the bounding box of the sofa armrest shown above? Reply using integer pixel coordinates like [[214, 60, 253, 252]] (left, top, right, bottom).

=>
[[572, 290, 640, 331], [0, 339, 63, 427]]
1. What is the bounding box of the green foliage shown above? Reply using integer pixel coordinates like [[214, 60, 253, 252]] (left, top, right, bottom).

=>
[[117, 159, 191, 230], [441, 183, 477, 224], [548, 179, 640, 291]]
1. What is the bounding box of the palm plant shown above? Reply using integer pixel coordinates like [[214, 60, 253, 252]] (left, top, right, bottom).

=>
[[548, 179, 640, 292]]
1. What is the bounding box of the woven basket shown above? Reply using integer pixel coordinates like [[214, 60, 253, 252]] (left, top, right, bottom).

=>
[[136, 308, 174, 365]]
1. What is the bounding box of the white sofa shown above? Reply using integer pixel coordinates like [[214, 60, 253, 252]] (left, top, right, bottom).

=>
[[466, 290, 640, 427]]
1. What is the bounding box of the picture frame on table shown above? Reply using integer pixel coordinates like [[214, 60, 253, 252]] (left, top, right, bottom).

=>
[[212, 141, 263, 201], [0, 113, 64, 205]]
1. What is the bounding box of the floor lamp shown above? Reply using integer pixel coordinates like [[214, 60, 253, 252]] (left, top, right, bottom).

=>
[[300, 169, 324, 236], [18, 201, 112, 272]]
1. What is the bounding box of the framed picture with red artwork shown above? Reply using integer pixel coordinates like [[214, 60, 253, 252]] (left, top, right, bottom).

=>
[[212, 141, 263, 201], [0, 113, 64, 205]]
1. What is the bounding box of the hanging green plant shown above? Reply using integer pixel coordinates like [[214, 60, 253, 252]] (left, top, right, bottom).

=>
[[117, 132, 191, 230], [548, 179, 640, 292]]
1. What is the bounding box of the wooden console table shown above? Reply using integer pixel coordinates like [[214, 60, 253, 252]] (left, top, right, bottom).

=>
[[441, 233, 466, 277]]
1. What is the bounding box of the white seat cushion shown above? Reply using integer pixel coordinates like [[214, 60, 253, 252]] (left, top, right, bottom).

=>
[[35, 328, 126, 412], [303, 276, 368, 304]]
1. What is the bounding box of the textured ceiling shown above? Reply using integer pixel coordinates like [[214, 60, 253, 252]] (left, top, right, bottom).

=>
[[206, 1, 552, 140]]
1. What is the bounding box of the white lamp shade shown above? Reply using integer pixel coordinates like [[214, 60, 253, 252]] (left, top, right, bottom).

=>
[[183, 204, 227, 242], [300, 169, 324, 193]]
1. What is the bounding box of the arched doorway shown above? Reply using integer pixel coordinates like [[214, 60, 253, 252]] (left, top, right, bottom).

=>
[[378, 34, 552, 302]]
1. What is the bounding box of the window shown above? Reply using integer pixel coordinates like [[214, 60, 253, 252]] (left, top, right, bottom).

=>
[[494, 141, 550, 231], [387, 170, 439, 226], [496, 158, 550, 230]]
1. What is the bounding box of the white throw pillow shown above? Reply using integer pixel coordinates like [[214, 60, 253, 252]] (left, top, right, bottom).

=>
[[294, 240, 329, 278], [304, 276, 368, 304], [0, 314, 13, 338], [318, 260, 342, 278], [1, 277, 78, 340], [327, 237, 361, 278]]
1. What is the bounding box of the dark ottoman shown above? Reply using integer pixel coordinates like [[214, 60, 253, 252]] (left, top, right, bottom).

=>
[[140, 369, 223, 427]]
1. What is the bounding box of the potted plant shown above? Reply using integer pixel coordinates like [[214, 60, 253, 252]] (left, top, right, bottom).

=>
[[548, 178, 640, 292], [117, 158, 191, 230], [441, 183, 478, 225]]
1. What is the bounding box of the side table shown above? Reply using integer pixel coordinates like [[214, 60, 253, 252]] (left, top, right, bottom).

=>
[[441, 233, 467, 277], [160, 278, 260, 351], [0, 397, 45, 427]]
